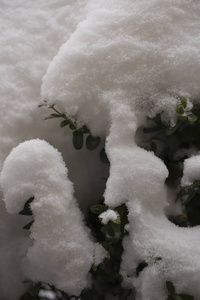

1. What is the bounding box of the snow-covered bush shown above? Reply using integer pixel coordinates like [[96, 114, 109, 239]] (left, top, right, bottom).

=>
[[1, 0, 200, 299]]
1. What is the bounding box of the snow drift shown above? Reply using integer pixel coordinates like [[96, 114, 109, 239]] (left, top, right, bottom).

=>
[[1, 0, 200, 299]]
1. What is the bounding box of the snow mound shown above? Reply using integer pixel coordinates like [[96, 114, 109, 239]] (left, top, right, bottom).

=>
[[1, 139, 105, 295], [41, 1, 200, 298], [1, 0, 200, 299], [42, 0, 200, 136], [182, 155, 200, 186]]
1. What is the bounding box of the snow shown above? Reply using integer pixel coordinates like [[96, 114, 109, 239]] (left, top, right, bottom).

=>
[[99, 209, 119, 225], [0, 0, 108, 213], [177, 98, 194, 117], [0, 200, 31, 300], [1, 0, 200, 299], [39, 290, 56, 300], [41, 0, 200, 298], [1, 139, 105, 296], [181, 155, 200, 187], [42, 0, 200, 135], [0, 2, 108, 296]]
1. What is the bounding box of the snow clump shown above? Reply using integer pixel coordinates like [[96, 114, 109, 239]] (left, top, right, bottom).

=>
[[1, 139, 105, 296], [1, 0, 200, 299], [181, 155, 200, 187], [99, 209, 119, 225], [41, 0, 200, 299]]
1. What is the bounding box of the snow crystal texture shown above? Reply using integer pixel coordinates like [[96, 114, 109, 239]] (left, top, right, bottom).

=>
[[1, 140, 105, 296], [42, 1, 200, 299], [182, 155, 200, 186], [1, 0, 200, 299]]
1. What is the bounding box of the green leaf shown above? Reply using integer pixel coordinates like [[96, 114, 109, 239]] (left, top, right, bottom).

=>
[[136, 261, 148, 277], [155, 257, 162, 261], [86, 135, 101, 151], [101, 241, 113, 253], [23, 220, 34, 230], [115, 204, 127, 219], [175, 296, 183, 300], [90, 205, 107, 215], [165, 124, 178, 136], [178, 115, 187, 121], [100, 223, 115, 237], [166, 281, 175, 295], [100, 148, 110, 164], [77, 125, 90, 133], [181, 189, 196, 205], [180, 97, 187, 108], [107, 226, 115, 237], [111, 222, 121, 233], [60, 119, 69, 127], [104, 243, 115, 256], [143, 126, 161, 133], [113, 217, 121, 225], [100, 226, 108, 233], [176, 104, 184, 115], [19, 197, 34, 216], [82, 125, 90, 133], [188, 114, 197, 123], [92, 265, 97, 271], [29, 283, 41, 296], [73, 131, 84, 150], [44, 113, 61, 120], [178, 294, 194, 300], [69, 123, 76, 130], [38, 104, 47, 107]]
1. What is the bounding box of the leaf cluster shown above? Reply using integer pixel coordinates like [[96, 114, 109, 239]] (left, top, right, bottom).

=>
[[83, 203, 134, 299], [176, 97, 197, 123], [177, 180, 200, 205], [19, 197, 34, 230], [20, 282, 73, 300], [23, 97, 199, 299], [166, 281, 194, 300], [143, 97, 200, 227], [39, 102, 109, 164]]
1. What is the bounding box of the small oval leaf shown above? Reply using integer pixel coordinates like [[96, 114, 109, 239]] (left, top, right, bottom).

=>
[[180, 97, 187, 108], [165, 124, 178, 136], [111, 222, 121, 233], [178, 294, 194, 300], [73, 131, 84, 150], [166, 281, 175, 295], [19, 197, 34, 216], [143, 126, 161, 133], [23, 220, 34, 230], [86, 135, 101, 151], [175, 296, 182, 300], [113, 217, 121, 225], [46, 113, 61, 119], [100, 148, 110, 164], [136, 261, 148, 277], [60, 120, 69, 128], [90, 205, 107, 215], [188, 114, 197, 123], [178, 115, 187, 121], [176, 104, 184, 115], [69, 123, 76, 130]]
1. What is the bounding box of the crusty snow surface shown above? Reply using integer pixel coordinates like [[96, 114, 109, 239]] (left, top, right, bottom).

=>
[[1, 0, 200, 299]]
